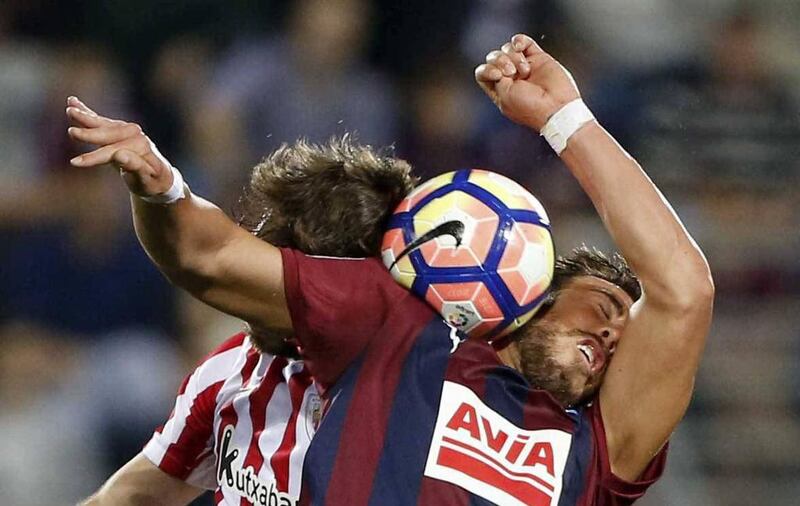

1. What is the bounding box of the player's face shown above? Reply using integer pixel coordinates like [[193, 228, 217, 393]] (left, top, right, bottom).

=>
[[517, 276, 634, 406]]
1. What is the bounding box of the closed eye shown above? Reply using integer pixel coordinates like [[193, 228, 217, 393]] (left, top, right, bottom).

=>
[[590, 287, 624, 318]]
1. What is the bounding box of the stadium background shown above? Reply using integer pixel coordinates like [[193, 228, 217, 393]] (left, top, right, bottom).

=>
[[1, 0, 798, 504]]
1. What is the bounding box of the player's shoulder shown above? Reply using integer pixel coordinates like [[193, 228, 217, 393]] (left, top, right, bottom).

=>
[[190, 331, 255, 381], [286, 248, 387, 273], [282, 247, 406, 298], [200, 331, 251, 363]]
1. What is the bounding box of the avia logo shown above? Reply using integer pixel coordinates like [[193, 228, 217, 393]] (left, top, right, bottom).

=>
[[390, 220, 465, 269], [217, 425, 299, 506], [424, 382, 572, 506]]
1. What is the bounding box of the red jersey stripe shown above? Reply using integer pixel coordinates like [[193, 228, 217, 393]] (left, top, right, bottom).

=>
[[323, 301, 431, 504], [155, 333, 248, 435], [238, 356, 288, 506], [162, 380, 225, 479], [270, 369, 313, 491], [416, 338, 491, 506], [179, 332, 248, 401], [148, 339, 250, 472], [146, 333, 316, 504], [215, 348, 260, 502]]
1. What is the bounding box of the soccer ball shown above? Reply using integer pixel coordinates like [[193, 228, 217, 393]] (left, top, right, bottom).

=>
[[381, 169, 554, 339]]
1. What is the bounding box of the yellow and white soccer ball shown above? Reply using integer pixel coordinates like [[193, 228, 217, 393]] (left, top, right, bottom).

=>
[[381, 169, 554, 338]]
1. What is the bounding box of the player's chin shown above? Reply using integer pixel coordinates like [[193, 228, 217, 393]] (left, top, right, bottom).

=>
[[560, 367, 599, 406], [550, 371, 592, 407], [576, 373, 603, 404]]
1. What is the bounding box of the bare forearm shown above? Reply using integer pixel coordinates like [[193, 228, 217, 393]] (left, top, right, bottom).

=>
[[66, 97, 290, 330], [558, 122, 712, 302], [132, 189, 238, 284], [132, 189, 290, 329]]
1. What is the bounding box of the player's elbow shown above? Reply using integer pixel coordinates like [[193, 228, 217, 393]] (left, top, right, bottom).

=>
[[693, 269, 715, 306], [636, 233, 713, 305], [678, 262, 715, 312], [647, 255, 714, 315]]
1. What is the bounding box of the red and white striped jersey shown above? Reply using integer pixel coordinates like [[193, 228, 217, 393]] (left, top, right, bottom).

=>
[[143, 332, 320, 505]]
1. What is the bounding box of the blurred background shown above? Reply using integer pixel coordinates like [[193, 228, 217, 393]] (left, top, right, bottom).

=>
[[1, 0, 798, 504]]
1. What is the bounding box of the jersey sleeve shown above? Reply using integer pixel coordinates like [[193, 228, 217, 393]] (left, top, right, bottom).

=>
[[588, 400, 669, 504], [280, 248, 408, 392], [142, 333, 249, 489]]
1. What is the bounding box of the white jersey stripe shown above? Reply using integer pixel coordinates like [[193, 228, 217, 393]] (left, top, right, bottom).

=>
[[145, 333, 317, 505], [255, 373, 291, 488], [146, 343, 248, 466], [217, 353, 268, 504], [258, 362, 303, 488], [211, 338, 257, 442]]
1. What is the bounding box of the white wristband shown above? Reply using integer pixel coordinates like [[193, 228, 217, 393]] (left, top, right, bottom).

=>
[[140, 165, 187, 204], [540, 98, 595, 155]]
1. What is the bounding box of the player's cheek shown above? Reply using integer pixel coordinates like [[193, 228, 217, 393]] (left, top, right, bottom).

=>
[[551, 348, 583, 390]]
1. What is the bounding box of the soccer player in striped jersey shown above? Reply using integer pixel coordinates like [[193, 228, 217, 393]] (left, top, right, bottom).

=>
[[79, 140, 416, 506], [144, 330, 316, 506], [68, 33, 714, 505]]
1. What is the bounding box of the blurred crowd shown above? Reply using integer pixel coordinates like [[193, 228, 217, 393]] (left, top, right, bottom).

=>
[[0, 1, 798, 504]]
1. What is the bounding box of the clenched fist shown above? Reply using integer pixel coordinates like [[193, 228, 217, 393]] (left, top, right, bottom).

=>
[[66, 96, 176, 199], [474, 34, 580, 131]]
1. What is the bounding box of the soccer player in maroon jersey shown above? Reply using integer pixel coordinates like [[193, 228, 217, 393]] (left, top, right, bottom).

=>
[[68, 33, 713, 505]]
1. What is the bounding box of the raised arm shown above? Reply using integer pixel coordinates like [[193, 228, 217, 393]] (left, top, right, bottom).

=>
[[476, 35, 714, 479], [66, 97, 291, 331]]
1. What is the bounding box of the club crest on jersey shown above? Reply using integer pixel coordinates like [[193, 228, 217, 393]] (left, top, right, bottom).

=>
[[424, 382, 572, 506], [304, 392, 322, 439], [217, 425, 298, 506]]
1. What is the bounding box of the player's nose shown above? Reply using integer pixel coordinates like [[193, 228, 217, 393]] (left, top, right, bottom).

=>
[[599, 324, 623, 354]]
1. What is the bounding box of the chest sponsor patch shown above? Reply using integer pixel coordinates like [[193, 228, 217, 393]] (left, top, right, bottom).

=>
[[217, 425, 298, 506], [424, 382, 572, 506]]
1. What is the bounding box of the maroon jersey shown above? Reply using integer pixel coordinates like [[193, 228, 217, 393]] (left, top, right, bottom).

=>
[[281, 249, 667, 506], [144, 333, 321, 505]]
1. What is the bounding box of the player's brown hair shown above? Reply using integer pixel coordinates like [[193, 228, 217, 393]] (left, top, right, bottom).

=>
[[236, 134, 418, 356], [555, 246, 640, 299], [235, 134, 418, 258]]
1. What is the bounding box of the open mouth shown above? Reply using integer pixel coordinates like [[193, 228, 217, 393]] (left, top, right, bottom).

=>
[[577, 337, 606, 374]]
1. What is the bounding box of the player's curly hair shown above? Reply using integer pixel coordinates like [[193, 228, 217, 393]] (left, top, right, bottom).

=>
[[555, 246, 640, 299], [235, 134, 418, 258]]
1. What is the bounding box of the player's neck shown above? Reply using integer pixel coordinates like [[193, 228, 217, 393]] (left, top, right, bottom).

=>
[[494, 341, 522, 372]]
